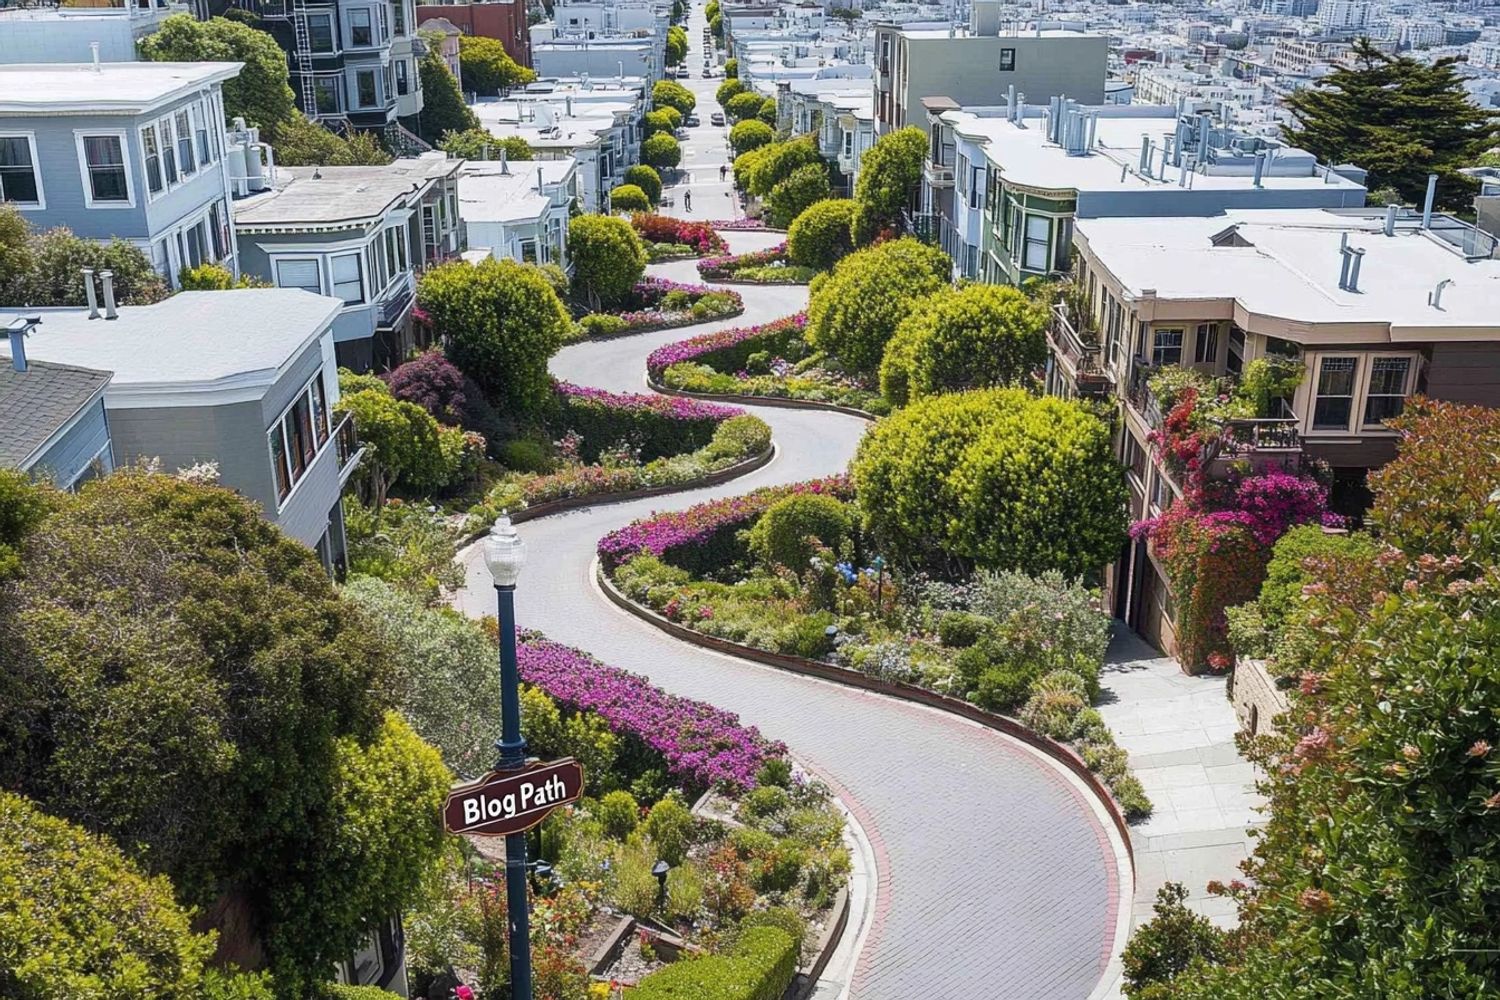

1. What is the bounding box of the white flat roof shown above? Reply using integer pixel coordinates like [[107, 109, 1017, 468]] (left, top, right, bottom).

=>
[[459, 160, 574, 224], [947, 110, 1365, 197], [1078, 209, 1500, 336], [0, 290, 339, 393], [0, 62, 243, 115]]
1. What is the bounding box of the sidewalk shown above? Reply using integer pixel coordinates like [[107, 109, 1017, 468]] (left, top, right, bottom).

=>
[[1095, 628, 1260, 929]]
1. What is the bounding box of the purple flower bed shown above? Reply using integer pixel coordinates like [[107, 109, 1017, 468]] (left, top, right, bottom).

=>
[[696, 243, 788, 280], [597, 475, 852, 573], [556, 381, 745, 423], [647, 313, 808, 379], [706, 218, 768, 230], [596, 278, 745, 335], [518, 635, 785, 791]]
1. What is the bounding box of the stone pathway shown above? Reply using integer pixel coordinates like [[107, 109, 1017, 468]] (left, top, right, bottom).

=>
[[1096, 630, 1260, 931]]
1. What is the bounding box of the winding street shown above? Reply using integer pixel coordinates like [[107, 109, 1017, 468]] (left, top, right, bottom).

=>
[[452, 11, 1130, 998]]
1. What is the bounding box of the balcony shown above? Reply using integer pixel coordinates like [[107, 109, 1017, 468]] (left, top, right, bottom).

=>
[[923, 160, 954, 188], [334, 411, 364, 486], [1047, 302, 1112, 397], [901, 210, 941, 246], [376, 272, 415, 329]]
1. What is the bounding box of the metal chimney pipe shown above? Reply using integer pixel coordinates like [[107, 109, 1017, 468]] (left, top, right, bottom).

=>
[[91, 41, 101, 72], [1421, 173, 1438, 228], [500, 148, 509, 174], [6, 316, 36, 374], [1338, 246, 1353, 290], [1347, 248, 1365, 292], [537, 166, 544, 192], [100, 270, 118, 320], [1384, 204, 1398, 236], [1014, 92, 1024, 124], [1252, 150, 1266, 188], [1006, 83, 1015, 120], [1140, 135, 1151, 171], [1429, 278, 1453, 309], [82, 267, 100, 320]]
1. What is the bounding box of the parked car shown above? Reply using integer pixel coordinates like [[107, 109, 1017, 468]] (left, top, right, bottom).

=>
[[710, 111, 725, 126], [686, 114, 701, 127], [701, 68, 716, 77]]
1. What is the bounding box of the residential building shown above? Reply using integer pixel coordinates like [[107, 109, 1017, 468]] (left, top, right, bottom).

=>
[[0, 290, 362, 568], [458, 158, 576, 266], [1316, 0, 1369, 34], [419, 15, 466, 80], [417, 0, 533, 70], [232, 146, 461, 371], [1046, 206, 1500, 655], [1269, 37, 1351, 77], [0, 0, 186, 65], [920, 101, 1366, 288], [0, 61, 243, 288], [0, 320, 114, 490], [245, 0, 423, 139], [781, 80, 875, 194], [874, 16, 1109, 133]]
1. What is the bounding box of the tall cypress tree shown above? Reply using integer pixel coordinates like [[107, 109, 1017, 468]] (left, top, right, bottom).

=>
[[416, 47, 480, 146], [1282, 38, 1499, 211]]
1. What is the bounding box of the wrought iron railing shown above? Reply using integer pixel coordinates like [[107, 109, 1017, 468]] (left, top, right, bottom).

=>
[[902, 210, 941, 246], [1216, 398, 1301, 456], [1049, 302, 1107, 377]]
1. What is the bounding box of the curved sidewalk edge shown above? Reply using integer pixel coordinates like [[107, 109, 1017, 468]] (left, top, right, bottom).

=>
[[596, 562, 1136, 996], [646, 376, 879, 422]]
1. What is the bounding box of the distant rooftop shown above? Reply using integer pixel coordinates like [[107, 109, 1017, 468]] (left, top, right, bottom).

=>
[[459, 160, 575, 224], [234, 161, 441, 230], [0, 291, 340, 393], [1077, 208, 1500, 337], [0, 359, 111, 469], [0, 62, 243, 115]]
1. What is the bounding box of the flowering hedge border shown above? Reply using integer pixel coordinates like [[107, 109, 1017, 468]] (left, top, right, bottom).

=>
[[695, 243, 811, 284], [631, 213, 729, 256], [648, 378, 880, 422], [517, 634, 786, 791], [594, 564, 1137, 871], [587, 278, 746, 339], [646, 314, 808, 379]]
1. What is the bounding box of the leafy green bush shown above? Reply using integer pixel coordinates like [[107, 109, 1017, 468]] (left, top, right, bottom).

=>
[[806, 237, 950, 376], [437, 127, 532, 162], [343, 497, 463, 602], [730, 118, 775, 155], [1120, 883, 1225, 998], [567, 214, 648, 310], [736, 908, 806, 957], [747, 493, 852, 570], [1230, 525, 1378, 659], [320, 986, 402, 999], [630, 926, 798, 1000], [644, 109, 678, 137], [643, 132, 683, 170], [595, 789, 641, 840], [610, 840, 662, 916], [416, 257, 570, 415], [736, 137, 823, 198], [499, 438, 554, 474], [879, 284, 1047, 405], [1019, 687, 1089, 741], [625, 164, 663, 203], [0, 206, 168, 307], [786, 198, 857, 270], [579, 312, 631, 338], [0, 468, 53, 580], [716, 78, 746, 108], [765, 163, 831, 228], [704, 413, 773, 461], [610, 183, 652, 212], [937, 610, 988, 648], [852, 388, 1127, 578], [666, 863, 706, 920], [0, 791, 272, 1000], [851, 126, 927, 242], [652, 79, 696, 116], [726, 90, 765, 122], [643, 794, 695, 866]]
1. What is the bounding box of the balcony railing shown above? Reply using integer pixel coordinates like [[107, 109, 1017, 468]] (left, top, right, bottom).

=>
[[1216, 399, 1301, 457], [901, 210, 941, 246], [923, 160, 954, 188], [1126, 356, 1164, 429], [334, 411, 364, 484], [1048, 303, 1113, 395]]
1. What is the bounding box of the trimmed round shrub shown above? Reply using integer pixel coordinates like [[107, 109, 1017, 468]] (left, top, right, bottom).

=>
[[716, 78, 747, 108], [879, 283, 1047, 405], [729, 118, 775, 156], [595, 789, 641, 840], [625, 164, 663, 203], [786, 198, 857, 270], [579, 313, 630, 338], [610, 183, 651, 213], [642, 793, 694, 866], [652, 78, 696, 116], [852, 125, 928, 241], [765, 163, 831, 229], [726, 90, 765, 122], [643, 109, 676, 136], [937, 610, 989, 648], [852, 388, 1128, 578], [738, 137, 823, 198], [805, 237, 950, 377], [757, 96, 778, 125], [724, 57, 738, 78], [748, 492, 852, 570], [642, 132, 682, 170], [566, 214, 647, 309]]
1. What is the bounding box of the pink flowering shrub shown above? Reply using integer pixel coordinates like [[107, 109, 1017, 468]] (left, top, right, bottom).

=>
[[517, 635, 785, 791], [589, 278, 745, 336], [630, 213, 728, 255], [696, 243, 788, 279], [598, 475, 853, 574], [555, 380, 743, 462], [647, 313, 808, 379]]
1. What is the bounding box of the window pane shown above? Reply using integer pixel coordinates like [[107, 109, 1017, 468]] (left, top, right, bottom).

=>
[[1316, 356, 1356, 396], [175, 111, 196, 175], [0, 136, 39, 204], [270, 428, 292, 500], [331, 253, 363, 304], [311, 15, 334, 51], [357, 70, 377, 107], [1367, 356, 1409, 397], [1152, 328, 1184, 367], [310, 376, 331, 444], [293, 396, 316, 465], [142, 126, 164, 193], [83, 136, 129, 202], [276, 259, 321, 293], [1313, 357, 1357, 430], [351, 10, 372, 45]]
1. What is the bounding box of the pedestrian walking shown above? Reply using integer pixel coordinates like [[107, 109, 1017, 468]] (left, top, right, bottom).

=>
[[684, 190, 692, 212], [719, 164, 727, 181]]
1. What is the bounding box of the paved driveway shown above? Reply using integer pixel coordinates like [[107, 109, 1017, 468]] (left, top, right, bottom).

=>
[[452, 12, 1127, 998]]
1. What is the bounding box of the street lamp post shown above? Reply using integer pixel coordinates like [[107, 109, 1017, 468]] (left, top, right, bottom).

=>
[[483, 515, 533, 1000]]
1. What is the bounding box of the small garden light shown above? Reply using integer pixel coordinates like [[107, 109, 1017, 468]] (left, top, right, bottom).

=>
[[652, 860, 671, 903]]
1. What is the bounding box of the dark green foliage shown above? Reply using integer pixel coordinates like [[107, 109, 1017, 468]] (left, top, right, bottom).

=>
[[786, 198, 857, 270], [273, 113, 392, 167], [138, 15, 295, 136], [851, 126, 927, 240], [498, 438, 554, 474], [937, 610, 988, 648], [458, 34, 535, 95], [556, 390, 723, 463], [0, 791, 273, 1000], [335, 381, 452, 505], [0, 207, 167, 306], [438, 128, 533, 161], [765, 163, 831, 228], [1121, 884, 1226, 997], [625, 164, 663, 203], [416, 257, 570, 414], [630, 926, 798, 1000], [805, 237, 950, 376], [0, 469, 54, 580], [747, 493, 851, 570], [416, 48, 480, 145], [643, 109, 679, 137], [757, 97, 778, 126], [566, 214, 648, 309], [879, 284, 1047, 405], [1282, 38, 1500, 210]]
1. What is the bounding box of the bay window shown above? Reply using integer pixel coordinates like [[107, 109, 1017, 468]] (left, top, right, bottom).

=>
[[331, 253, 364, 304], [275, 258, 322, 294], [268, 372, 334, 505]]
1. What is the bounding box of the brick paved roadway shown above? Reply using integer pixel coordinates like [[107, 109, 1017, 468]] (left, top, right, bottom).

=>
[[452, 13, 1124, 996]]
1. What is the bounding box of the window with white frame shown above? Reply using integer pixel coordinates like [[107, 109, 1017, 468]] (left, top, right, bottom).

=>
[[275, 258, 322, 294], [1194, 323, 1218, 365], [0, 133, 42, 207], [1151, 327, 1184, 367], [309, 13, 335, 52], [268, 371, 333, 504], [356, 69, 379, 108], [194, 104, 212, 166], [174, 109, 196, 177], [209, 201, 230, 261], [1363, 356, 1411, 427], [395, 59, 410, 96], [77, 133, 131, 206], [1310, 356, 1357, 431], [331, 252, 364, 304], [1022, 214, 1050, 271], [141, 123, 165, 195], [350, 9, 373, 47]]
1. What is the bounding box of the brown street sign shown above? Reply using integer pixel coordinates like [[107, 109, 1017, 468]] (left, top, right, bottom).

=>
[[442, 758, 585, 836]]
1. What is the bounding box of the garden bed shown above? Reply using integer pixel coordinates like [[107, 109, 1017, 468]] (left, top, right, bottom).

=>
[[596, 479, 1154, 825], [576, 277, 744, 340], [465, 381, 772, 531], [632, 213, 729, 262], [645, 314, 888, 415], [696, 243, 817, 284]]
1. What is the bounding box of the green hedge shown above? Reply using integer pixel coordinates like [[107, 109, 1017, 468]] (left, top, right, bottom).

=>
[[630, 926, 798, 1000]]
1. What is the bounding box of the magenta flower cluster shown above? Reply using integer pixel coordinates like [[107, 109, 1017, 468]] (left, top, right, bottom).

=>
[[555, 381, 745, 423], [706, 218, 768, 230], [696, 242, 788, 279], [1226, 470, 1341, 545], [647, 313, 807, 378], [597, 475, 852, 568], [517, 635, 785, 791]]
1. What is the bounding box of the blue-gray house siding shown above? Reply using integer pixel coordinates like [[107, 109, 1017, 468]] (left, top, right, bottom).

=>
[[28, 396, 114, 488]]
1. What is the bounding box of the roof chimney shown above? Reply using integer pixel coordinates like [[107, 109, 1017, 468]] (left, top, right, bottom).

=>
[[500, 147, 509, 173], [91, 42, 101, 72], [6, 316, 38, 374], [1384, 204, 1398, 236], [82, 266, 100, 320], [1428, 278, 1453, 309], [537, 166, 544, 192], [1346, 247, 1365, 293], [100, 269, 118, 320], [1252, 149, 1266, 188], [1421, 173, 1438, 229]]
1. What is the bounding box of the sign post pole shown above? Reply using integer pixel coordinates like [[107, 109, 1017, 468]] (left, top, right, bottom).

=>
[[495, 580, 532, 1000]]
